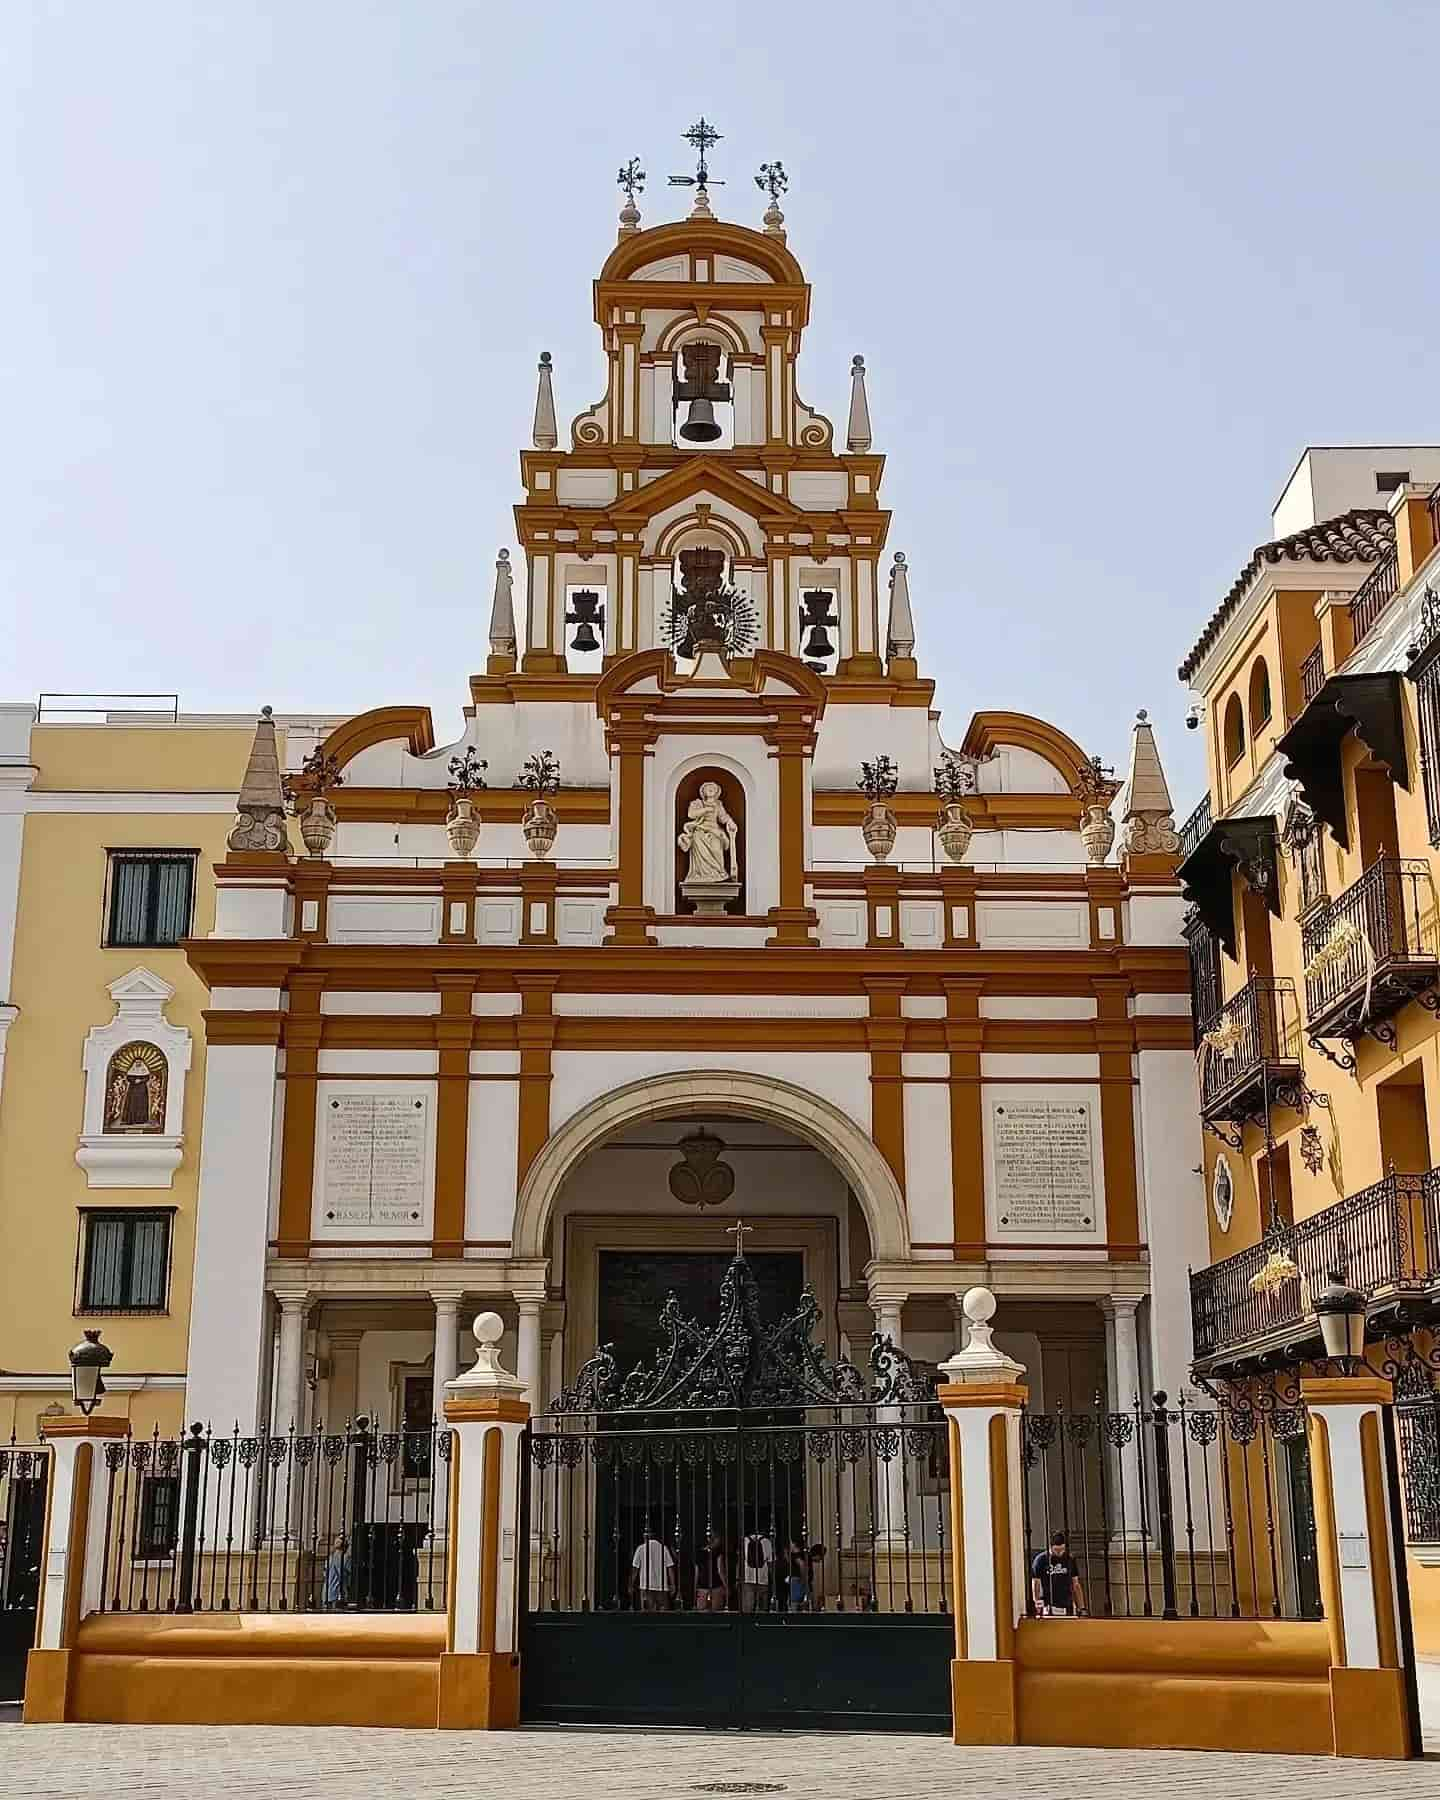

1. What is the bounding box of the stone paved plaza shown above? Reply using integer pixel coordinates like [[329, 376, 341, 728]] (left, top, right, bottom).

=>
[[1, 1724, 1438, 1799]]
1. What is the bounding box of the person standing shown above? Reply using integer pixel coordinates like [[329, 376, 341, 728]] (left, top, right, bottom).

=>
[[694, 1530, 729, 1611], [1031, 1530, 1085, 1617], [630, 1526, 676, 1612], [740, 1528, 773, 1613]]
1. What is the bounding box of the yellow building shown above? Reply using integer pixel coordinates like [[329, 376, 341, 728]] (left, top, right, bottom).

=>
[[1178, 447, 1440, 1654], [0, 702, 327, 1444]]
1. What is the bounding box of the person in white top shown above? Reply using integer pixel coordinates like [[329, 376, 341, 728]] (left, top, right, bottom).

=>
[[740, 1531, 774, 1613], [630, 1529, 676, 1611]]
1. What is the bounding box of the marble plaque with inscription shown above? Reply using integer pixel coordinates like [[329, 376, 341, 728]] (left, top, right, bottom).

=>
[[321, 1092, 429, 1229], [990, 1097, 1096, 1233]]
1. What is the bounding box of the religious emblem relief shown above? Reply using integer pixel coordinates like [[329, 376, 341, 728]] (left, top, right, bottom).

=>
[[667, 1128, 736, 1210], [664, 547, 757, 660], [76, 967, 191, 1189], [103, 1042, 166, 1134], [1212, 1153, 1234, 1234], [676, 770, 743, 916]]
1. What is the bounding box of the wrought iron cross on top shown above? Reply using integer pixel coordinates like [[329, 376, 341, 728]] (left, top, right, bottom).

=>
[[725, 1217, 754, 1256]]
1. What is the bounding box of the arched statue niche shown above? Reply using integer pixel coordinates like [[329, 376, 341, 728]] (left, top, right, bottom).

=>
[[674, 766, 746, 915], [103, 1041, 167, 1134]]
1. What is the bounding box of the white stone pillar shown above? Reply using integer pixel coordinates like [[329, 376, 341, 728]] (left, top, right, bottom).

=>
[[939, 1288, 1027, 1746], [1302, 1373, 1414, 1759], [23, 1415, 132, 1720], [272, 1289, 310, 1435], [870, 1293, 909, 1547], [440, 1313, 530, 1730], [515, 1297, 544, 1409], [184, 1039, 282, 1432], [431, 1295, 461, 1411], [1099, 1296, 1145, 1542]]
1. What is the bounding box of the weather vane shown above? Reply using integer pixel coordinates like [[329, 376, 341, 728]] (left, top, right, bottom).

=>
[[670, 117, 724, 191], [754, 161, 788, 205], [617, 157, 645, 206]]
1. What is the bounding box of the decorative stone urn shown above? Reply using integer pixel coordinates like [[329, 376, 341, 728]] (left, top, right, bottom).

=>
[[1080, 804, 1116, 867], [862, 801, 898, 864], [935, 801, 973, 865], [521, 796, 558, 861], [297, 795, 337, 859], [445, 796, 481, 860]]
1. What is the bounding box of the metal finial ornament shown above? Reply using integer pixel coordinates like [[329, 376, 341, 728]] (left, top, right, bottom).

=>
[[617, 157, 646, 205], [754, 160, 788, 205], [670, 117, 725, 191]]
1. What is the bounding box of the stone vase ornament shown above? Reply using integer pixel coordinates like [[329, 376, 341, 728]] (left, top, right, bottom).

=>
[[857, 755, 900, 865], [861, 801, 898, 863], [445, 796, 481, 860], [521, 797, 558, 860], [1080, 804, 1116, 866], [516, 750, 561, 860], [935, 801, 974, 865], [297, 796, 337, 859]]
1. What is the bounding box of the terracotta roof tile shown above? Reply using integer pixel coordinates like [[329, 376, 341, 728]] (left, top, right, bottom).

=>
[[1177, 509, 1395, 684]]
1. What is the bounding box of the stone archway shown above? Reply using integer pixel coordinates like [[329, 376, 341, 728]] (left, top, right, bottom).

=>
[[510, 1069, 912, 1264]]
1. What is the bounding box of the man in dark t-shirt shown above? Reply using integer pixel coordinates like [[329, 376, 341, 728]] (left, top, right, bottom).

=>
[[1031, 1530, 1086, 1616]]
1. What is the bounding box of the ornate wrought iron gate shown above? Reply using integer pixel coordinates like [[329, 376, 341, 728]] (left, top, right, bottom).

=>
[[0, 1446, 48, 1702], [518, 1243, 953, 1731]]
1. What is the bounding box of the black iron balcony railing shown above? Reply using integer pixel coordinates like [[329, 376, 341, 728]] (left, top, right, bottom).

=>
[[1300, 643, 1325, 706], [1191, 1169, 1440, 1362], [1428, 479, 1440, 558], [1178, 794, 1213, 865], [1350, 547, 1401, 648], [1197, 975, 1303, 1122], [1301, 855, 1440, 1046]]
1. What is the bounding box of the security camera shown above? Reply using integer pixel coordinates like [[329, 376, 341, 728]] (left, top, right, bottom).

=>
[[1185, 703, 1202, 731]]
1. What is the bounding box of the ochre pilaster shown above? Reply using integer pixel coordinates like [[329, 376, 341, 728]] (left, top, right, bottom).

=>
[[1093, 976, 1140, 1258], [944, 977, 986, 1257], [276, 974, 324, 1258], [515, 976, 557, 1189], [432, 975, 476, 1259], [864, 976, 906, 1193]]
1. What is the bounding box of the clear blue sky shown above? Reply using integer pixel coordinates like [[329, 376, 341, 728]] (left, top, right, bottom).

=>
[[7, 2, 1439, 807]]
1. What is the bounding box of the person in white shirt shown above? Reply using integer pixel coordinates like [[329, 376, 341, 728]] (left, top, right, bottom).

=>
[[630, 1529, 676, 1611], [740, 1530, 774, 1613]]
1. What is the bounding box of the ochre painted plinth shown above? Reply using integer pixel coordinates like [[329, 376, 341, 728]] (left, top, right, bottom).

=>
[[950, 1658, 1017, 1745], [22, 1648, 72, 1722], [437, 1650, 521, 1729], [1329, 1665, 1412, 1759]]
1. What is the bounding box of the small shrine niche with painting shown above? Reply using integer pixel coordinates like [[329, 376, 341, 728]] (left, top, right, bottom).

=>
[[103, 1042, 167, 1135]]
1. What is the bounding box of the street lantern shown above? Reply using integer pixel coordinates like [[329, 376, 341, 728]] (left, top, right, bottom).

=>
[[1314, 1272, 1367, 1374], [68, 1328, 113, 1415]]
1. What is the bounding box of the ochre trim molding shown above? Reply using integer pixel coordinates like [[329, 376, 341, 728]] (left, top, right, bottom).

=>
[[962, 711, 1096, 794], [320, 707, 435, 773]]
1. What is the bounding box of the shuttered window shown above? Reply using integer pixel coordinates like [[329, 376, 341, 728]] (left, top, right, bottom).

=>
[[105, 851, 196, 947], [79, 1210, 172, 1312]]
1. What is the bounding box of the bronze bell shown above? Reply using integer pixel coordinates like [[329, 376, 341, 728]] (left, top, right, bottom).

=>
[[675, 342, 730, 444], [565, 590, 603, 655], [800, 589, 838, 665]]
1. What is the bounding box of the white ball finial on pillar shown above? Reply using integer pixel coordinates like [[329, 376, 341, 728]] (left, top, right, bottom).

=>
[[446, 1309, 526, 1398], [939, 1285, 1024, 1385]]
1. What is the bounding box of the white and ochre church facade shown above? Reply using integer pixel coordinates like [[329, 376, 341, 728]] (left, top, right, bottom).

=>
[[168, 190, 1206, 1446], [0, 180, 1205, 1457]]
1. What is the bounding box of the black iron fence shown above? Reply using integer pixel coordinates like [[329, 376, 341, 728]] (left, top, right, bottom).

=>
[[1021, 1392, 1321, 1621], [1397, 1382, 1440, 1544], [93, 1419, 451, 1616], [1301, 855, 1439, 1033], [1351, 546, 1401, 647], [1197, 976, 1302, 1112], [1191, 1171, 1440, 1360], [0, 1444, 48, 1701], [1178, 794, 1213, 865], [523, 1403, 949, 1618], [1300, 643, 1326, 706]]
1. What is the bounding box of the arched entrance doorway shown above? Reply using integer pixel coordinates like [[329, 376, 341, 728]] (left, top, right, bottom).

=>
[[510, 1074, 947, 1732]]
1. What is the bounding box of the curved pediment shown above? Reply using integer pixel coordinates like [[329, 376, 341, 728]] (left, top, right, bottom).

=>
[[608, 457, 804, 526], [596, 647, 828, 715], [599, 220, 807, 292]]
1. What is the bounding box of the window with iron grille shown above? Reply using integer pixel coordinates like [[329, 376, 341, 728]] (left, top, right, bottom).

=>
[[136, 1475, 180, 1560], [1413, 658, 1440, 848], [1183, 909, 1221, 1036], [104, 850, 197, 948], [78, 1210, 172, 1313]]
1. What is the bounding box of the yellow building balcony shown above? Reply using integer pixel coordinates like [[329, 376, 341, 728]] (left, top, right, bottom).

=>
[[1190, 1168, 1440, 1369], [1301, 855, 1440, 1063], [1197, 975, 1304, 1134]]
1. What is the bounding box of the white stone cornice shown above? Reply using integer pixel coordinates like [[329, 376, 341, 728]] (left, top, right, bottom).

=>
[[1187, 562, 1371, 698], [0, 764, 39, 793]]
